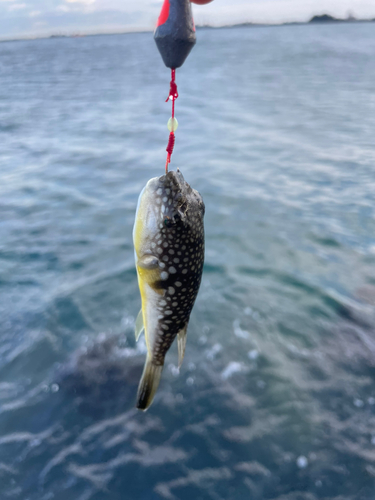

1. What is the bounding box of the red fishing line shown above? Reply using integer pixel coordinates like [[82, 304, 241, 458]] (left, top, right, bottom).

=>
[[165, 68, 178, 173], [166, 132, 175, 155]]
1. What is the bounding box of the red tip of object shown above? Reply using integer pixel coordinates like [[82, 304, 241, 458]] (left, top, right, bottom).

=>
[[157, 0, 170, 27]]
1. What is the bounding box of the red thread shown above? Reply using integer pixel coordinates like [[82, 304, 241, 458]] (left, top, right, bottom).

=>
[[165, 69, 178, 173], [165, 68, 178, 102], [166, 132, 175, 155], [165, 132, 175, 173], [165, 154, 170, 172]]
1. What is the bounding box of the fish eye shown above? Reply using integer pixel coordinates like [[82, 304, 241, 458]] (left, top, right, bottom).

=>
[[164, 217, 173, 228]]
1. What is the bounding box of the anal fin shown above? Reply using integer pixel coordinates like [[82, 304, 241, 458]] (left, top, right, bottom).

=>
[[177, 324, 188, 368], [135, 309, 144, 342]]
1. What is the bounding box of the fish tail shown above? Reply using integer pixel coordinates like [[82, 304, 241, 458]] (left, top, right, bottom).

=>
[[136, 356, 163, 411]]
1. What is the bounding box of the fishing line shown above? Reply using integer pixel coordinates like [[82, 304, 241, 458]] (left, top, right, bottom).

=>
[[165, 68, 179, 173], [154, 0, 196, 174]]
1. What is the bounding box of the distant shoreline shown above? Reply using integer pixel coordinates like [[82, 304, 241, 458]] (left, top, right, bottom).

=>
[[199, 14, 375, 30], [213, 14, 375, 29], [0, 14, 374, 44]]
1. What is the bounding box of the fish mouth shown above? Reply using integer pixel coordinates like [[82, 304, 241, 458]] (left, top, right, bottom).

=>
[[143, 169, 186, 198], [159, 168, 186, 191], [160, 168, 196, 205], [142, 168, 204, 222]]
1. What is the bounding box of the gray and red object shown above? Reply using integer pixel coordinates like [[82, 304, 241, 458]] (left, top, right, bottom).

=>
[[155, 0, 213, 170], [154, 0, 196, 69]]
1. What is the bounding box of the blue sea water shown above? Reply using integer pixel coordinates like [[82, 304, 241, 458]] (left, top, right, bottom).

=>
[[1, 22, 375, 500]]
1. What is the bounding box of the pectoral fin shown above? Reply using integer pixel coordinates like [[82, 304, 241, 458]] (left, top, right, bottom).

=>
[[135, 309, 144, 342], [137, 255, 159, 270], [177, 324, 188, 368]]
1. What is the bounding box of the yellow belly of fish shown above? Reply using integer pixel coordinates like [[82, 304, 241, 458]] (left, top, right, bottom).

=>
[[136, 265, 163, 352]]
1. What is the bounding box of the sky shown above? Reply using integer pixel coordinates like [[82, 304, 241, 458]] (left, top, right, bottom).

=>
[[1, 0, 375, 40]]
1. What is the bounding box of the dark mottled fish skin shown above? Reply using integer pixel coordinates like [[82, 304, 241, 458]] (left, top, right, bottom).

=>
[[133, 169, 205, 410], [149, 170, 205, 362]]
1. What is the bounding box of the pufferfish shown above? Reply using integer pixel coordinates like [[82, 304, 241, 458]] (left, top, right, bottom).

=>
[[133, 169, 205, 410]]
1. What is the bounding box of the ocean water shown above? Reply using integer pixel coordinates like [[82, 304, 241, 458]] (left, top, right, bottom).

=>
[[1, 22, 375, 500]]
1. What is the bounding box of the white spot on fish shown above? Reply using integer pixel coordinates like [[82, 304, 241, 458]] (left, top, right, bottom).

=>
[[161, 272, 169, 280], [168, 287, 175, 295], [169, 266, 176, 274]]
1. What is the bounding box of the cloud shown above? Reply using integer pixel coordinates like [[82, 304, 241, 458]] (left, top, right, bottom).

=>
[[8, 2, 26, 10], [0, 6, 150, 39], [65, 0, 95, 4], [191, 0, 375, 25]]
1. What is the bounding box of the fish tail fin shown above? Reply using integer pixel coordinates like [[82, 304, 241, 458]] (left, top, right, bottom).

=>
[[136, 356, 163, 411]]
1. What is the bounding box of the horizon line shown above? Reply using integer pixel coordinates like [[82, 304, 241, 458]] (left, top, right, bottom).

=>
[[1, 15, 374, 44]]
